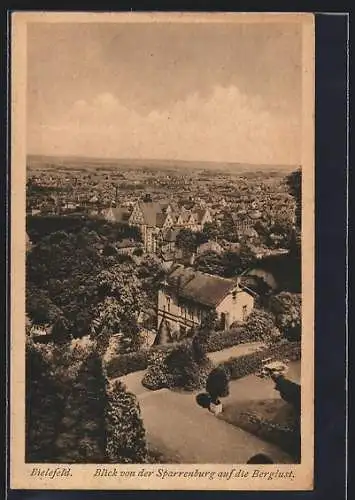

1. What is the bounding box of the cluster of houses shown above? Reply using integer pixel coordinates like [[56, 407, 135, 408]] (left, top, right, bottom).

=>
[[103, 200, 213, 253]]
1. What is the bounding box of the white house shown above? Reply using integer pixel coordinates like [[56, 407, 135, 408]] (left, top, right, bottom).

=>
[[157, 265, 255, 337]]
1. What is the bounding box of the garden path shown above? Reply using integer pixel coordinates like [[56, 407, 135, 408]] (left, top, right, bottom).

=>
[[113, 340, 300, 464], [138, 387, 294, 464]]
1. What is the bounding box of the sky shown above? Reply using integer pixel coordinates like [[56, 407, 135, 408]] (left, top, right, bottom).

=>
[[27, 20, 303, 164]]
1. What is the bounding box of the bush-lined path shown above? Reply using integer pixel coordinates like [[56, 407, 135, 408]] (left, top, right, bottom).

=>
[[112, 343, 299, 464]]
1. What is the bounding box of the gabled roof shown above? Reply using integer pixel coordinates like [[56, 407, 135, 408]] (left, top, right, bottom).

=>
[[105, 207, 131, 223], [138, 201, 162, 226], [165, 265, 253, 307]]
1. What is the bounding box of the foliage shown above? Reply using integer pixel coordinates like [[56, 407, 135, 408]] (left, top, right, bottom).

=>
[[175, 228, 197, 254], [242, 308, 281, 342], [274, 375, 301, 414], [26, 215, 141, 244], [194, 245, 256, 277], [26, 230, 104, 337], [26, 286, 64, 325], [202, 221, 221, 241], [205, 327, 252, 352], [141, 346, 176, 390], [26, 338, 148, 464], [199, 309, 218, 334], [105, 350, 149, 378], [133, 247, 144, 257], [219, 341, 301, 381], [269, 292, 302, 340], [106, 327, 262, 379], [51, 316, 71, 343], [105, 380, 147, 463], [165, 341, 214, 391], [25, 339, 63, 462], [142, 339, 214, 392], [286, 169, 302, 228], [206, 367, 230, 403], [194, 251, 227, 276], [26, 227, 154, 345], [219, 213, 240, 242], [54, 352, 108, 463]]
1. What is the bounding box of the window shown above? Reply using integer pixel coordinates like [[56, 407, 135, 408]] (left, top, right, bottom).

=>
[[166, 296, 171, 312], [242, 305, 248, 321], [232, 291, 237, 301], [180, 326, 187, 337]]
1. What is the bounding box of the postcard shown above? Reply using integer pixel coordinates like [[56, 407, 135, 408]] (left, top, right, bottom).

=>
[[10, 11, 314, 490]]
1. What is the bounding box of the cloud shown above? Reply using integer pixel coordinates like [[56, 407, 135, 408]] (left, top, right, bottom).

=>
[[28, 87, 300, 164]]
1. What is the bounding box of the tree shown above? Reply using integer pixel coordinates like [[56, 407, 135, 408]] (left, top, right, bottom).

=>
[[51, 316, 71, 343], [243, 308, 280, 342], [194, 251, 226, 276], [25, 339, 63, 462], [202, 221, 220, 241], [220, 213, 239, 242], [269, 292, 301, 340], [175, 228, 198, 254], [54, 352, 108, 463], [238, 243, 258, 271], [26, 229, 104, 337], [91, 264, 147, 353], [105, 380, 147, 463], [286, 169, 302, 228], [26, 285, 63, 325]]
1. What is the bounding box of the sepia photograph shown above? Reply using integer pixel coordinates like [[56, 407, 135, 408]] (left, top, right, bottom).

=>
[[11, 12, 314, 490]]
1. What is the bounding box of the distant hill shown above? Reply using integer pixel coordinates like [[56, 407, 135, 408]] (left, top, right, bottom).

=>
[[27, 154, 299, 175]]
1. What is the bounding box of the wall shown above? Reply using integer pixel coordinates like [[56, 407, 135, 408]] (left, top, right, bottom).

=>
[[157, 289, 201, 334], [216, 289, 254, 327]]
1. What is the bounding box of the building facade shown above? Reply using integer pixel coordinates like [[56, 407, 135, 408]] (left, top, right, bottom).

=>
[[157, 265, 254, 338]]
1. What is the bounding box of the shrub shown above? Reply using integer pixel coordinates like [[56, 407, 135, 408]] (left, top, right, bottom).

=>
[[141, 346, 176, 390], [165, 341, 213, 391], [196, 392, 211, 409], [133, 247, 144, 257], [142, 339, 214, 392], [105, 350, 148, 378], [242, 309, 280, 342], [205, 327, 251, 352], [54, 352, 108, 463], [25, 340, 64, 462], [106, 380, 148, 463], [206, 367, 230, 403], [219, 341, 301, 381], [269, 292, 302, 341]]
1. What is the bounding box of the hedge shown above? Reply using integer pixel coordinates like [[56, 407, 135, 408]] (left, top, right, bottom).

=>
[[205, 327, 253, 352], [105, 350, 148, 378], [219, 341, 301, 381], [105, 331, 299, 380], [105, 379, 148, 463]]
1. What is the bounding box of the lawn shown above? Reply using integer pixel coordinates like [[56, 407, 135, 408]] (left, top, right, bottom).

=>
[[220, 398, 300, 462]]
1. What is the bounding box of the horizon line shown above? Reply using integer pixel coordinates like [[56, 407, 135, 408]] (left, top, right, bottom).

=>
[[27, 153, 300, 169]]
